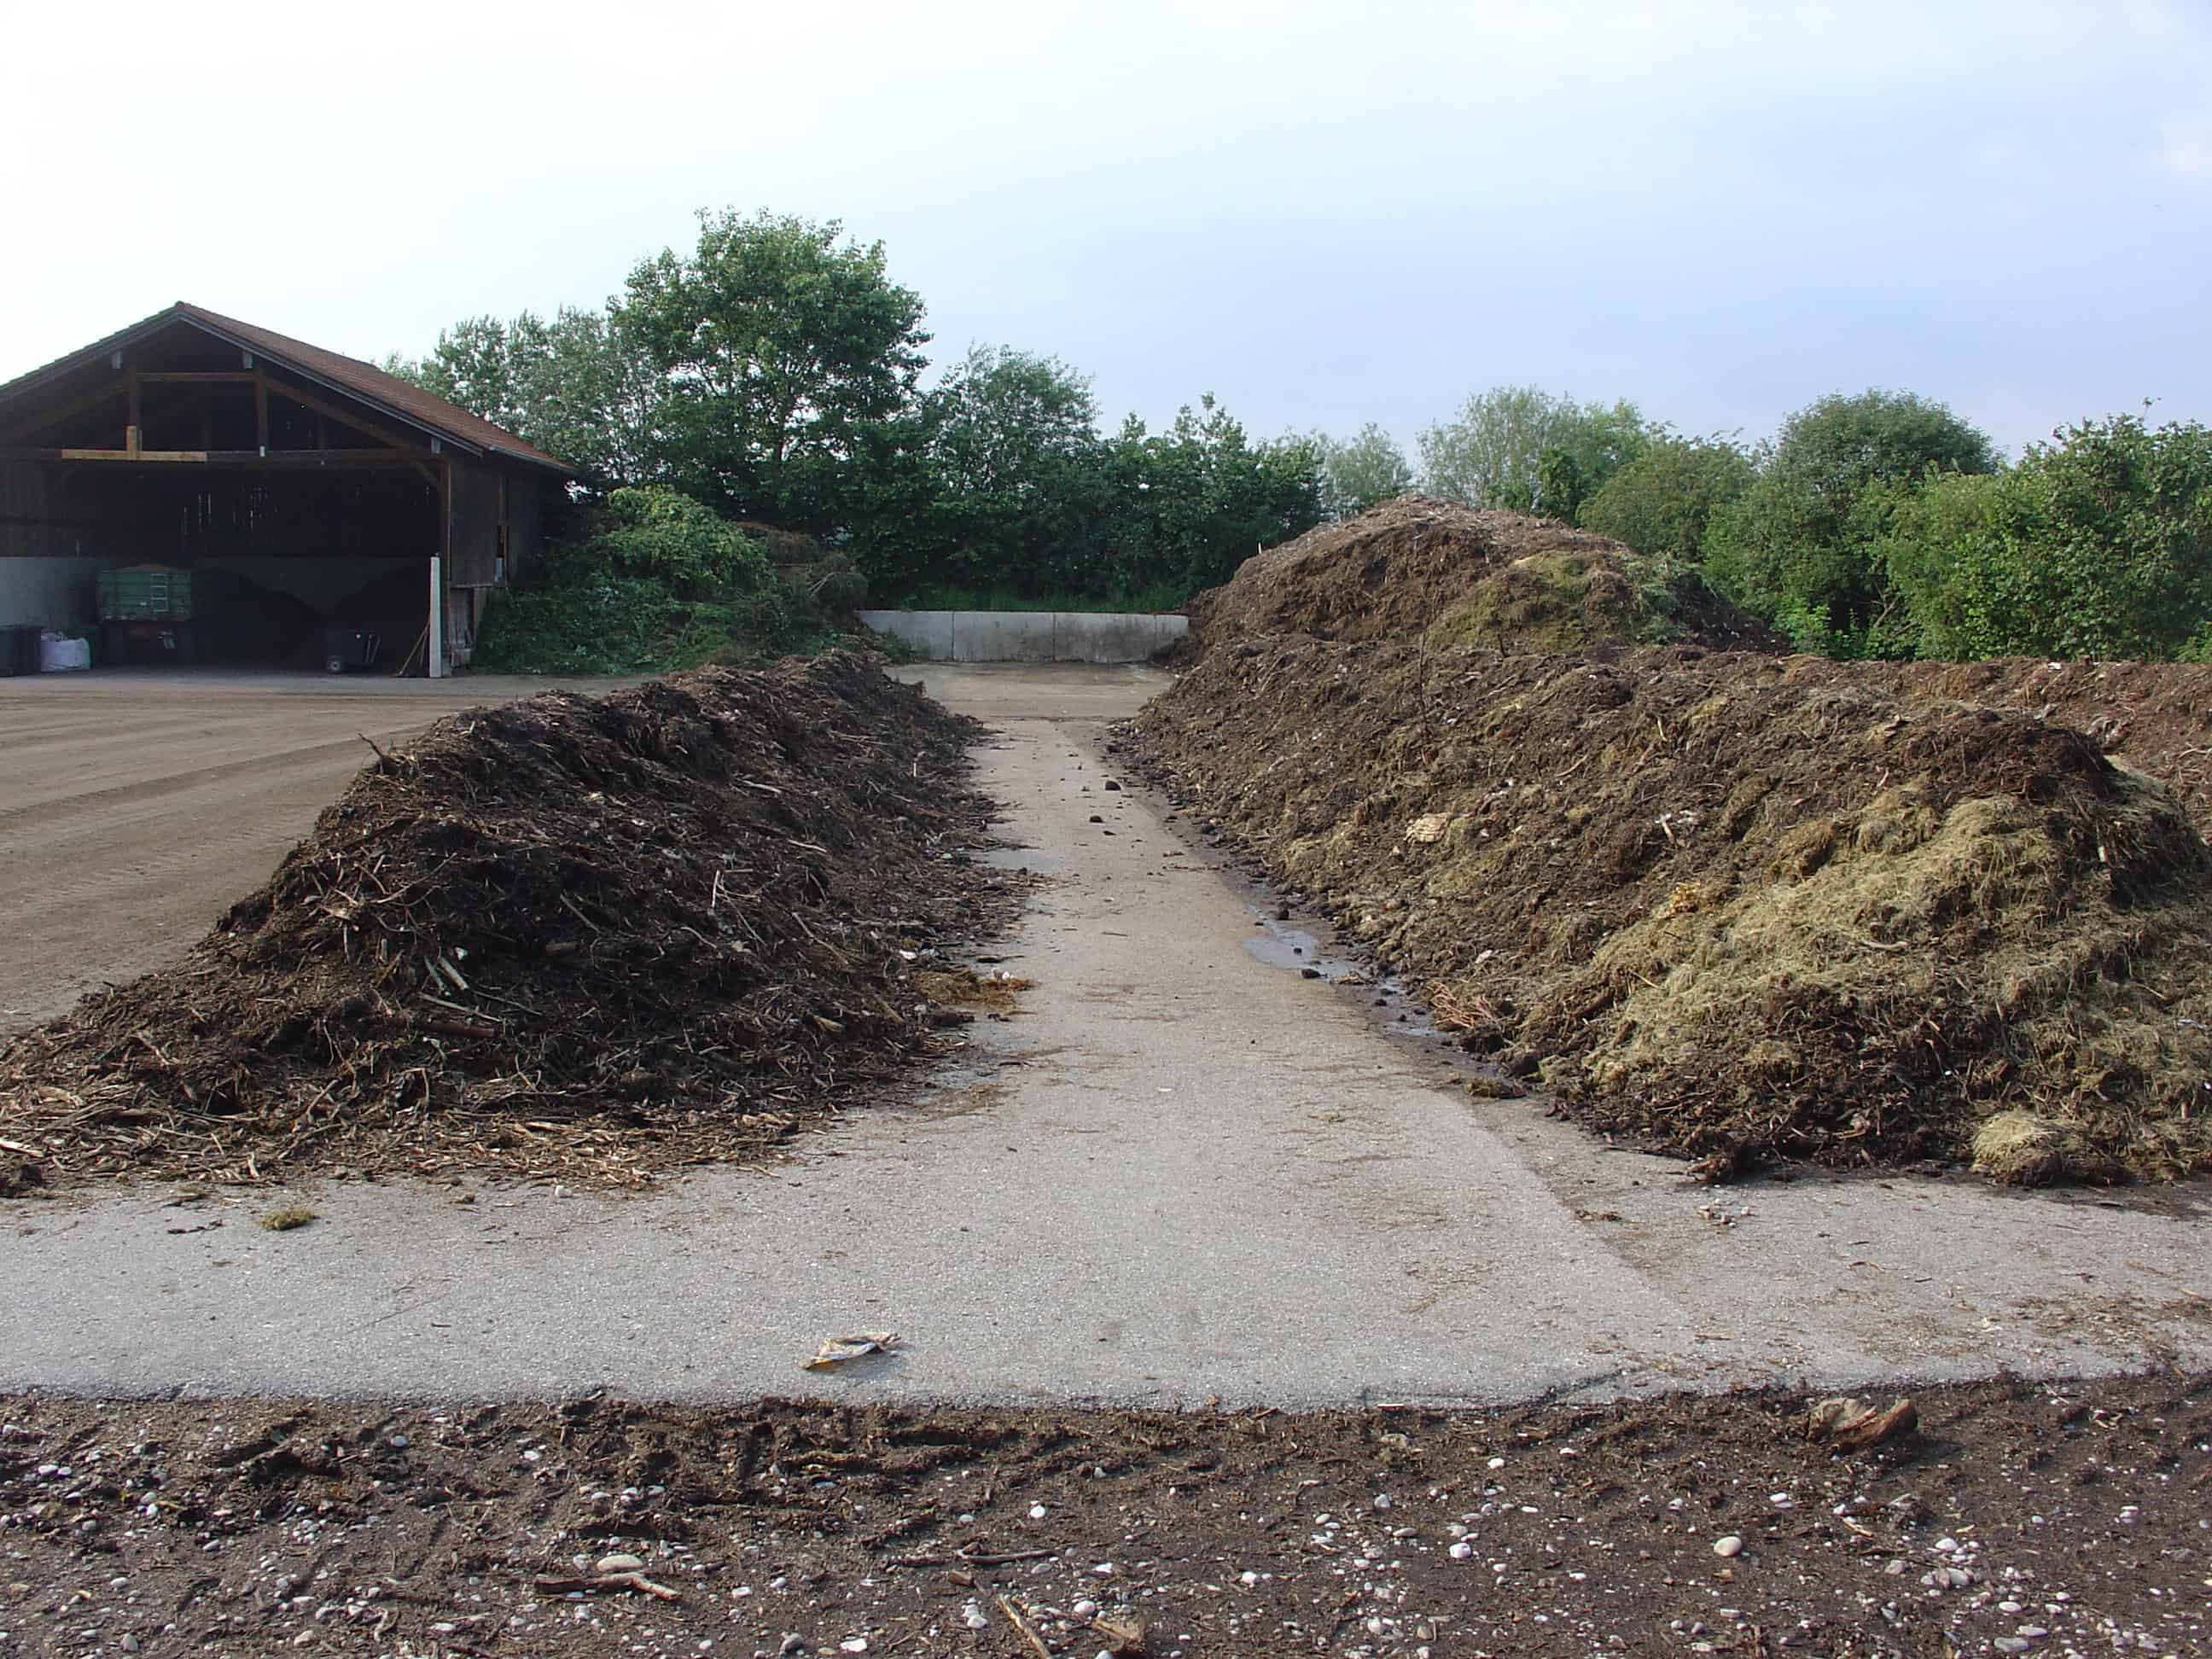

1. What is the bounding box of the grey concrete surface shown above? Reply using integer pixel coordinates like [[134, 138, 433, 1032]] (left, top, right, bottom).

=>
[[3, 664, 2209, 1407], [858, 609, 1186, 662]]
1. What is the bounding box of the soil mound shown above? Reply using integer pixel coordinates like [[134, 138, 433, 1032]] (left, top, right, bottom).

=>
[[1180, 495, 1781, 658], [1124, 640, 2212, 1181], [0, 654, 1010, 1189]]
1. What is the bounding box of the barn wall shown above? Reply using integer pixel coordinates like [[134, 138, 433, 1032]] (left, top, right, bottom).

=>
[[0, 556, 110, 629], [446, 458, 501, 587], [508, 468, 544, 580]]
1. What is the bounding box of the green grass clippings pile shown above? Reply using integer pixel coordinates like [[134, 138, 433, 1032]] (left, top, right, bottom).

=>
[[1126, 639, 2212, 1182], [0, 653, 1011, 1190], [1179, 495, 1780, 659]]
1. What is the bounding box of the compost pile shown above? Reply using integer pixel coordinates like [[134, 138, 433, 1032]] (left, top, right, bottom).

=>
[[1879, 658, 2212, 841], [1179, 494, 1781, 658], [0, 653, 1012, 1189], [1126, 638, 2212, 1182]]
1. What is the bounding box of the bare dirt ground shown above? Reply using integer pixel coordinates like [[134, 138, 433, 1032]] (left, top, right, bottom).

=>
[[0, 670, 637, 1039], [1, 1374, 2204, 1657]]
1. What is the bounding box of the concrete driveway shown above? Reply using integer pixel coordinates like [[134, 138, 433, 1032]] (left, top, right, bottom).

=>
[[3, 664, 2209, 1406]]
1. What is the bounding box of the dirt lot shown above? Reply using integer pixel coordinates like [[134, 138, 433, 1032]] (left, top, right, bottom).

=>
[[4, 661, 2210, 1656], [1, 1373, 2204, 1658], [0, 670, 637, 1039]]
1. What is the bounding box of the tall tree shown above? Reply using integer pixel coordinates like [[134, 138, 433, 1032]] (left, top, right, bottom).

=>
[[615, 209, 930, 527], [388, 308, 656, 493], [1418, 387, 1650, 515], [1579, 434, 1756, 568], [921, 344, 1111, 596], [1313, 423, 1415, 520], [1703, 389, 1999, 655], [1110, 398, 1323, 595]]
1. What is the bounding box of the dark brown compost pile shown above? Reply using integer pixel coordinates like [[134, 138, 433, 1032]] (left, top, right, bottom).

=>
[[1124, 638, 2212, 1182], [0, 653, 1013, 1189], [1179, 494, 1781, 659]]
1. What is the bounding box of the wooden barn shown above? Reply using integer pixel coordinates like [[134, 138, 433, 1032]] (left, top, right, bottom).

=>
[[0, 303, 569, 675]]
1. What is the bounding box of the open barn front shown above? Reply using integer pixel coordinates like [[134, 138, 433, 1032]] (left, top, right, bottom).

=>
[[0, 303, 566, 677], [1, 458, 436, 671]]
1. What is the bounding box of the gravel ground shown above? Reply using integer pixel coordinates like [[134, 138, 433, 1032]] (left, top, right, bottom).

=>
[[1, 1372, 2204, 1657]]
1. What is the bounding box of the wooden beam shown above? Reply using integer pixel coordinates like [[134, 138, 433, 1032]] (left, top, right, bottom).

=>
[[125, 371, 141, 456], [0, 377, 126, 445], [0, 446, 441, 468], [261, 375, 430, 455], [255, 372, 269, 450], [137, 371, 261, 383], [71, 446, 201, 462]]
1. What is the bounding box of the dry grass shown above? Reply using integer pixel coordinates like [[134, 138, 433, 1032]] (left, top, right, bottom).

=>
[[915, 969, 1034, 1015]]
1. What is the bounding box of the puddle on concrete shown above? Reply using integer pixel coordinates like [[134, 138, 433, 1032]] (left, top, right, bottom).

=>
[[1242, 917, 1441, 1041]]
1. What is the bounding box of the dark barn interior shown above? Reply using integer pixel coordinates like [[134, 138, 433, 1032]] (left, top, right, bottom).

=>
[[0, 305, 565, 674]]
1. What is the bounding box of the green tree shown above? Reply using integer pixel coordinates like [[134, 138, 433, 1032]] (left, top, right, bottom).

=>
[[1703, 389, 1999, 655], [920, 345, 1110, 595], [1534, 445, 1586, 526], [615, 209, 930, 527], [1883, 414, 2212, 661], [1313, 424, 1415, 520], [1417, 387, 1650, 513], [402, 315, 527, 433], [1579, 434, 1756, 568], [1109, 398, 1324, 596], [389, 308, 657, 492]]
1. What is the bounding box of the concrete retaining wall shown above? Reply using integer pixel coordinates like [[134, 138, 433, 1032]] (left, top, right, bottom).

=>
[[857, 609, 1186, 663]]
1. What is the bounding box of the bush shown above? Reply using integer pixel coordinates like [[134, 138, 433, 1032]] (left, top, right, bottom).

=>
[[472, 490, 867, 674], [593, 486, 773, 596], [1884, 414, 2212, 661]]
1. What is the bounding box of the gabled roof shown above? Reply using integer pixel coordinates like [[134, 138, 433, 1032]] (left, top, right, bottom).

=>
[[0, 302, 570, 472]]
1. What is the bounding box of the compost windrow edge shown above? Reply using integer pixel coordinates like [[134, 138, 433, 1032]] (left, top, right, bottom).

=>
[[1122, 638, 2212, 1184], [1179, 494, 1784, 661], [0, 653, 1019, 1190]]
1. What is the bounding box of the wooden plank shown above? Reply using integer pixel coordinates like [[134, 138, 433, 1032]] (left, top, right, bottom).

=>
[[67, 446, 201, 462], [137, 371, 261, 383]]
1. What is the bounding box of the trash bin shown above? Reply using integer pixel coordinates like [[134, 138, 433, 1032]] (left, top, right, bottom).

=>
[[325, 628, 381, 672], [0, 624, 40, 677]]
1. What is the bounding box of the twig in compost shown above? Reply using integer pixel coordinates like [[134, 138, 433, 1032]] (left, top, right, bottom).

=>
[[996, 1597, 1055, 1659], [533, 1571, 678, 1601]]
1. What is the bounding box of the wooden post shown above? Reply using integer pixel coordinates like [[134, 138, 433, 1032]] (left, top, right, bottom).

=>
[[125, 370, 141, 456], [253, 372, 269, 453]]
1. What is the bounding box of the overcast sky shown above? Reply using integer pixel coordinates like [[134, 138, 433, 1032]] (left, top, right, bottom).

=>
[[3, 0, 2206, 457]]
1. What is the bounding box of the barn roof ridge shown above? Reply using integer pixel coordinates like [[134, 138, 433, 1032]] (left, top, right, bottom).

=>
[[0, 302, 570, 474]]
